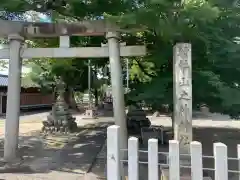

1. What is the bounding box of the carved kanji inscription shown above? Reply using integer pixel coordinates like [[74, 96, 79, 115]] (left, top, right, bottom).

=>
[[173, 43, 192, 155]]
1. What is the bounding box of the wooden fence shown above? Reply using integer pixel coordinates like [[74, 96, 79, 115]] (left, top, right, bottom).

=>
[[107, 125, 240, 180]]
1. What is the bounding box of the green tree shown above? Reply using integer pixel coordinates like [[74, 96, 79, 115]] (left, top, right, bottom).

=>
[[2, 0, 240, 116], [116, 0, 240, 116]]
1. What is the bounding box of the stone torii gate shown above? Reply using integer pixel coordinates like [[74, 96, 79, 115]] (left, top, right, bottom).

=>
[[0, 19, 146, 162]]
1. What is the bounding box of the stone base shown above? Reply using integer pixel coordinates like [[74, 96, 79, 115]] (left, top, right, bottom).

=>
[[83, 109, 98, 119], [141, 127, 173, 145], [161, 167, 212, 180], [103, 103, 113, 110]]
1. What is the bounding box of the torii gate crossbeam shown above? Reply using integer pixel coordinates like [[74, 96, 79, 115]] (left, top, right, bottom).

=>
[[0, 45, 145, 59], [0, 20, 146, 162]]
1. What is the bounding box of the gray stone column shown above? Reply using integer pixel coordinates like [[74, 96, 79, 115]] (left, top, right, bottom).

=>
[[4, 34, 23, 162], [173, 43, 192, 156], [106, 31, 127, 150]]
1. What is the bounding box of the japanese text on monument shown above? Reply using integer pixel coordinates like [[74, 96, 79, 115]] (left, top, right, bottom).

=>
[[175, 43, 192, 150]]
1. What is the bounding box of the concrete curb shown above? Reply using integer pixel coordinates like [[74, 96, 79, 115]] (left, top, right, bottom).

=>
[[86, 138, 106, 173]]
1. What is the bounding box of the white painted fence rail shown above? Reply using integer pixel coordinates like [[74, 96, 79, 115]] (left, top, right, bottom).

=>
[[107, 125, 240, 180]]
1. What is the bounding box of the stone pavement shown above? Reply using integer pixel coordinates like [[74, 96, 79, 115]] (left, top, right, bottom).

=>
[[88, 140, 107, 178], [0, 121, 111, 180]]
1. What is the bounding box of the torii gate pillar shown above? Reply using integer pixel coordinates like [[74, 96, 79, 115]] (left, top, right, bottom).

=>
[[4, 34, 23, 161], [0, 19, 146, 163], [106, 31, 127, 150]]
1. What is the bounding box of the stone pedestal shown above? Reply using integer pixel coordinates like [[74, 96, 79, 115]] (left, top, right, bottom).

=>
[[200, 104, 210, 115], [42, 101, 77, 134], [103, 102, 113, 110], [127, 108, 151, 134], [42, 78, 77, 134], [83, 109, 98, 119]]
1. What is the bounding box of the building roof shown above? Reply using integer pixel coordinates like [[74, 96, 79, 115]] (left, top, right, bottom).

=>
[[0, 74, 39, 88], [0, 74, 8, 87]]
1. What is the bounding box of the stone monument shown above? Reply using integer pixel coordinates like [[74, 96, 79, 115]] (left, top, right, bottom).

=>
[[42, 77, 77, 134], [173, 43, 192, 156], [161, 43, 193, 179], [161, 44, 211, 179]]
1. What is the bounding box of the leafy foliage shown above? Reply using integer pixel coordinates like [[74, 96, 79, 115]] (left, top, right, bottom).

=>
[[1, 0, 240, 114]]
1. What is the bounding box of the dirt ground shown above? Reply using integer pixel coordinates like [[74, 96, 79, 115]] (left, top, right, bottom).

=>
[[0, 123, 43, 137], [1, 111, 240, 179], [0, 117, 110, 180]]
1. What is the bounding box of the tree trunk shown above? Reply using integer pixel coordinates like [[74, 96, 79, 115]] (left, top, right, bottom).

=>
[[64, 87, 78, 110], [94, 88, 98, 107], [69, 88, 78, 110], [53, 86, 57, 102], [64, 87, 70, 105]]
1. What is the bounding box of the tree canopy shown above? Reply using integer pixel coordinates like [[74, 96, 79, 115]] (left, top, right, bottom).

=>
[[1, 0, 240, 115]]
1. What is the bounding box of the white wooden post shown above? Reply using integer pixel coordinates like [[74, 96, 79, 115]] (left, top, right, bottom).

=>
[[214, 143, 228, 180], [169, 140, 180, 180], [190, 141, 203, 180], [148, 139, 159, 180], [128, 137, 139, 180], [107, 125, 121, 180], [59, 36, 70, 48], [237, 144, 240, 180]]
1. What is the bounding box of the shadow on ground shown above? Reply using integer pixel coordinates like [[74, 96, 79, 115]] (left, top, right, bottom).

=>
[[0, 121, 113, 176], [193, 127, 240, 180]]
